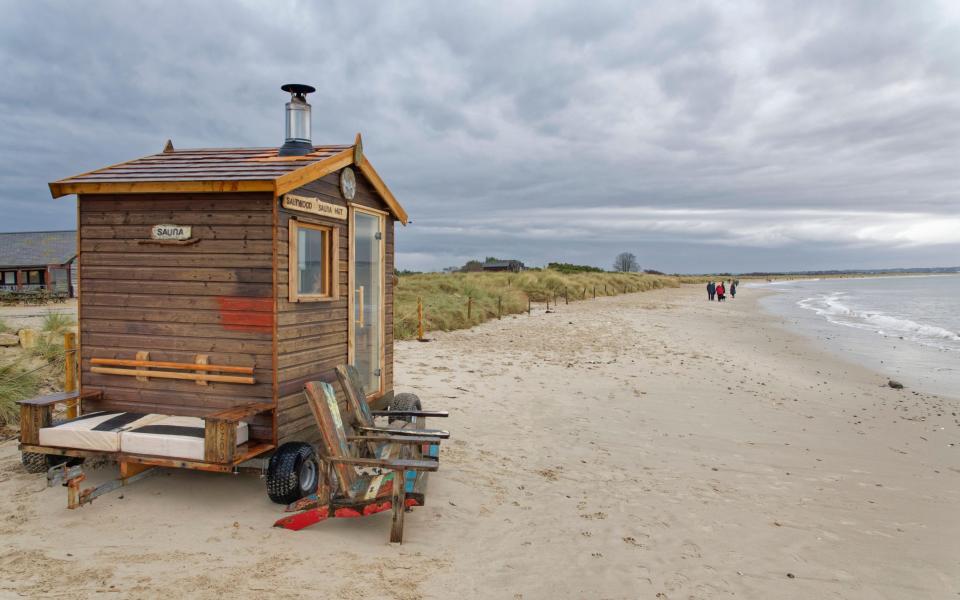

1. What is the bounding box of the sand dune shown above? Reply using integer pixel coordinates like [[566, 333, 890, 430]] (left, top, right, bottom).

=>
[[1, 286, 956, 599]]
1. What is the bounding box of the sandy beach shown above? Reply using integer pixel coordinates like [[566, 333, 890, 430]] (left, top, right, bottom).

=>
[[1, 285, 957, 599]]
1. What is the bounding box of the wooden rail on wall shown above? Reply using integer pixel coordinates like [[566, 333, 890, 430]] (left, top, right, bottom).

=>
[[90, 358, 256, 385]]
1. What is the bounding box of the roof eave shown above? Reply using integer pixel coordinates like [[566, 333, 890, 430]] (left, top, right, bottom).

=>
[[49, 179, 277, 198], [47, 141, 410, 225], [274, 147, 409, 225]]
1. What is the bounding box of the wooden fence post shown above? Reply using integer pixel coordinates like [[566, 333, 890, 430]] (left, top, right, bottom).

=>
[[417, 297, 425, 341], [467, 297, 473, 321], [565, 290, 568, 305], [593, 286, 596, 299], [497, 296, 502, 320], [64, 331, 77, 419], [527, 297, 531, 315]]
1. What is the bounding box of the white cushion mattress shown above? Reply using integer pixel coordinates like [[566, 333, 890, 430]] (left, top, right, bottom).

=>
[[120, 415, 249, 461], [38, 412, 167, 452]]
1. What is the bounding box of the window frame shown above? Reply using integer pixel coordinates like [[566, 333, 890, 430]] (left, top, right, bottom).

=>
[[288, 219, 339, 303]]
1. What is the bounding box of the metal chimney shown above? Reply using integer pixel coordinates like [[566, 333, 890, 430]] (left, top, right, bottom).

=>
[[279, 84, 315, 156]]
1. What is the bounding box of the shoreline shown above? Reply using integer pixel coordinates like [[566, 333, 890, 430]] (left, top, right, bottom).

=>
[[1, 285, 956, 598], [751, 276, 960, 401]]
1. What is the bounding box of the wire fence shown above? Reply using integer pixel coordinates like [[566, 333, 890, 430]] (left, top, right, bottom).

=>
[[2, 348, 75, 383]]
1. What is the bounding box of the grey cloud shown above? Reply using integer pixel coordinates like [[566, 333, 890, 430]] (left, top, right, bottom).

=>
[[0, 0, 958, 273]]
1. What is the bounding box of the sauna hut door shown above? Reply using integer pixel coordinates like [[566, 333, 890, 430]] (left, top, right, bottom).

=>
[[350, 206, 385, 397]]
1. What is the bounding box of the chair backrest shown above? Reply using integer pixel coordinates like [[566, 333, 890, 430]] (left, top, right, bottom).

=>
[[335, 364, 375, 429], [303, 381, 360, 496]]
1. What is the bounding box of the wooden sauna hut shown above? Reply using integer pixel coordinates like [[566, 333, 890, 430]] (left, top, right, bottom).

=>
[[21, 84, 407, 504]]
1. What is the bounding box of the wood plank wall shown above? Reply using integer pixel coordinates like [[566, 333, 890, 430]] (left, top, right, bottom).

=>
[[78, 193, 276, 440], [276, 171, 395, 446]]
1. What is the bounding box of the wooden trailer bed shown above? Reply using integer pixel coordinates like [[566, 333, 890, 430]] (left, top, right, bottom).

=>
[[19, 389, 275, 473]]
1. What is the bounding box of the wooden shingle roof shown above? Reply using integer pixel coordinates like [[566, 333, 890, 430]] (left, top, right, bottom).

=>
[[49, 137, 408, 224]]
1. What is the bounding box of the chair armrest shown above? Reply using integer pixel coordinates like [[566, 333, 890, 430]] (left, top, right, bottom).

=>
[[328, 456, 439, 472], [355, 425, 450, 439], [371, 410, 449, 418], [347, 435, 443, 445], [16, 390, 102, 407], [203, 402, 274, 423]]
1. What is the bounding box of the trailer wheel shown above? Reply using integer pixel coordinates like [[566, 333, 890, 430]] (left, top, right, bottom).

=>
[[21, 452, 84, 473], [21, 452, 47, 473], [389, 393, 422, 424], [266, 442, 319, 504]]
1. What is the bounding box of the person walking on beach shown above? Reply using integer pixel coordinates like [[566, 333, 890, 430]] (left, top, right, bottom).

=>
[[729, 280, 737, 299], [707, 281, 715, 301], [716, 281, 725, 301]]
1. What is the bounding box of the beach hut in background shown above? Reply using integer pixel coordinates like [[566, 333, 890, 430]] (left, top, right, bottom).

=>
[[0, 230, 77, 296], [482, 259, 524, 273]]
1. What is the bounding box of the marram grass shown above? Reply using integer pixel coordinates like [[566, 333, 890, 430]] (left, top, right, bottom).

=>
[[394, 270, 680, 340], [0, 361, 39, 426]]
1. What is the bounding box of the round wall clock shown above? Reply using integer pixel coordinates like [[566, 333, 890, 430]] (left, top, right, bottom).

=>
[[339, 167, 357, 200]]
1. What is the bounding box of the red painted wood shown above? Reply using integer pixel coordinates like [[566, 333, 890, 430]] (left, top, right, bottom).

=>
[[273, 505, 329, 530], [362, 501, 392, 516], [217, 296, 273, 312], [218, 296, 273, 331]]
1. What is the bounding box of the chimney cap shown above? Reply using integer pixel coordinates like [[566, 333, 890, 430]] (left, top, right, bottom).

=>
[[281, 83, 316, 96]]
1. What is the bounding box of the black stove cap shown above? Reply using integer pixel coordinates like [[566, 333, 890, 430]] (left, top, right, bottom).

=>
[[281, 83, 316, 95]]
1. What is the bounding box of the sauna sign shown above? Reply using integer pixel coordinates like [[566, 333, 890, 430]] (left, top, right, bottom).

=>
[[282, 194, 347, 220], [151, 224, 192, 240]]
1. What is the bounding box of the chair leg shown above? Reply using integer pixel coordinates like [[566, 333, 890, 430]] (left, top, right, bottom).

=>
[[390, 469, 406, 543]]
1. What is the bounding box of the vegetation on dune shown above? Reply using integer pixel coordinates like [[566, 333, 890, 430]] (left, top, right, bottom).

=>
[[41, 312, 76, 335], [0, 361, 39, 426], [546, 262, 605, 274], [394, 270, 679, 340], [0, 318, 12, 334], [31, 336, 66, 370]]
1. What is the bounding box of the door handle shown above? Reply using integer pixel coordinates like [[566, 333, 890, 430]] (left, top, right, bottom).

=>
[[356, 285, 365, 327]]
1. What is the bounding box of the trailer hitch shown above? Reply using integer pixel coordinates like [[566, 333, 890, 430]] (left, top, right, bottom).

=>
[[47, 463, 158, 509]]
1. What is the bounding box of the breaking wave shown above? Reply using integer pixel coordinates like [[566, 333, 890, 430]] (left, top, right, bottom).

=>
[[797, 292, 960, 351]]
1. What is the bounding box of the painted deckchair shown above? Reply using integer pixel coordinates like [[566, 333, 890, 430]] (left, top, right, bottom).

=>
[[335, 364, 450, 438], [274, 381, 438, 543], [336, 364, 448, 504]]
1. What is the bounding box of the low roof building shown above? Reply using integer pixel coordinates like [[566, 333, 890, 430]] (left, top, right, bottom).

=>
[[0, 230, 77, 295]]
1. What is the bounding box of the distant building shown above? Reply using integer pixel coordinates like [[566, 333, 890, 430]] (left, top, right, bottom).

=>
[[482, 259, 524, 273], [0, 230, 77, 296]]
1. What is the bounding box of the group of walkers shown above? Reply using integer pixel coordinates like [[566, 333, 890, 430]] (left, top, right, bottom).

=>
[[707, 279, 737, 301]]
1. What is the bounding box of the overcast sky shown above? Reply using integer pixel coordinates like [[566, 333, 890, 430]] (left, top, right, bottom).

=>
[[1, 1, 958, 273]]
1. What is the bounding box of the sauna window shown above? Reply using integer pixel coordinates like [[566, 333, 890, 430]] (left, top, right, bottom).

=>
[[289, 220, 338, 302]]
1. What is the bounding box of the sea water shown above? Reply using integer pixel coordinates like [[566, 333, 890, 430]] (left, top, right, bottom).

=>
[[753, 275, 960, 399]]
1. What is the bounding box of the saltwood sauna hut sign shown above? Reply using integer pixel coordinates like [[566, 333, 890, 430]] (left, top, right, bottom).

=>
[[282, 194, 348, 220], [31, 83, 410, 496]]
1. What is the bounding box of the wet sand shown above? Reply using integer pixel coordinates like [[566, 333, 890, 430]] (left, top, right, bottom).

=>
[[1, 286, 957, 598]]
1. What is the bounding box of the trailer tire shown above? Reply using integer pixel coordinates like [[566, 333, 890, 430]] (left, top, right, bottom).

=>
[[389, 393, 422, 424], [21, 452, 47, 473], [266, 442, 319, 504]]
